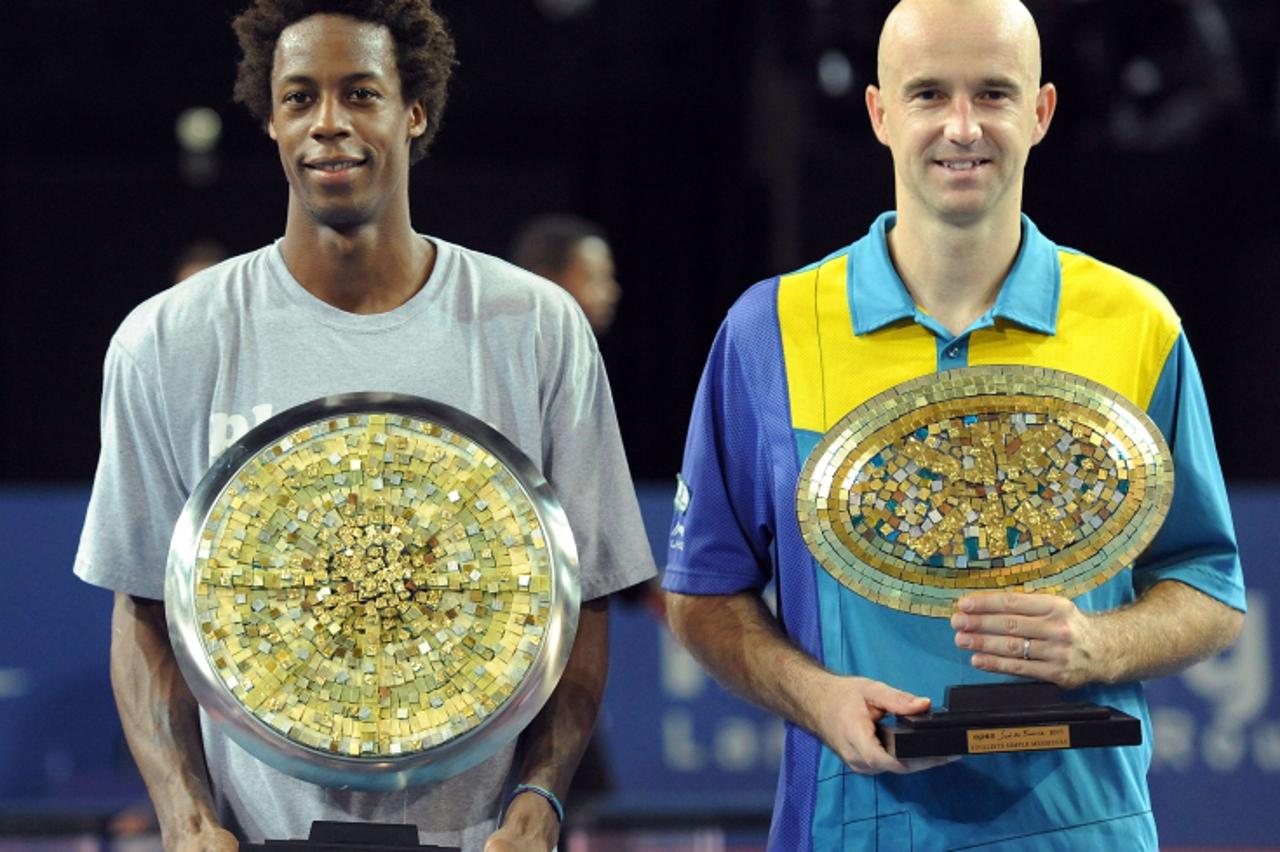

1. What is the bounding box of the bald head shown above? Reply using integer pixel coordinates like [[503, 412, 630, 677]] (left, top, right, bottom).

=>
[[877, 0, 1042, 90], [863, 0, 1057, 228]]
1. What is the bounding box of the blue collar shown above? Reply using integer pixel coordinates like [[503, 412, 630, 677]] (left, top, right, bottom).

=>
[[846, 211, 1061, 337]]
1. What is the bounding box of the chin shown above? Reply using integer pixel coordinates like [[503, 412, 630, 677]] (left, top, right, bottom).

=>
[[926, 195, 996, 223], [307, 202, 376, 231]]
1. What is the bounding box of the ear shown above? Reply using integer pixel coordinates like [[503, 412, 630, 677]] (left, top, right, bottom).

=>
[[267, 116, 278, 141], [866, 84, 890, 147], [408, 99, 427, 140], [1031, 82, 1057, 146]]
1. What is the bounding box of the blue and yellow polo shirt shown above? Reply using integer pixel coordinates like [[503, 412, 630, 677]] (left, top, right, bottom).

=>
[[664, 212, 1246, 851]]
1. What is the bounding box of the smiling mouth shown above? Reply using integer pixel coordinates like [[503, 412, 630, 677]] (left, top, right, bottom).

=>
[[305, 159, 367, 173], [936, 159, 990, 172]]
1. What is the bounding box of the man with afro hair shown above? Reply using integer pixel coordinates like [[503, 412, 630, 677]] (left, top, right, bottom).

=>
[[74, 2, 656, 850]]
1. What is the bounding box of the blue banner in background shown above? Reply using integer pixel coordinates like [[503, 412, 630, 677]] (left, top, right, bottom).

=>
[[1143, 487, 1280, 846], [0, 488, 123, 806], [1, 484, 1276, 844]]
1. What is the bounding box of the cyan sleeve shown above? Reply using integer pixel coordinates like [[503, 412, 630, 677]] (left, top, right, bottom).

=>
[[663, 318, 776, 595], [1136, 332, 1246, 611]]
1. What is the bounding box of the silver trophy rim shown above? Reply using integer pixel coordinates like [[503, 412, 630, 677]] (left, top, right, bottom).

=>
[[164, 391, 581, 790]]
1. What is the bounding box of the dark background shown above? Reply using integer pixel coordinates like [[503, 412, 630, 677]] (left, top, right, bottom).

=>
[[3, 0, 1277, 485]]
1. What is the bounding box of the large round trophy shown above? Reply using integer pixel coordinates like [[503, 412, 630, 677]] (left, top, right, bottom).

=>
[[796, 366, 1173, 757], [165, 393, 579, 804]]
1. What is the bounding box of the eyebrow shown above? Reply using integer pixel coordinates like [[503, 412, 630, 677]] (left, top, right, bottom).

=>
[[277, 71, 385, 87], [978, 76, 1023, 94], [901, 75, 1024, 95], [902, 76, 944, 93]]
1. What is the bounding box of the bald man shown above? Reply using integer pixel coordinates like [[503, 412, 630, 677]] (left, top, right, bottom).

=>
[[663, 1, 1245, 849]]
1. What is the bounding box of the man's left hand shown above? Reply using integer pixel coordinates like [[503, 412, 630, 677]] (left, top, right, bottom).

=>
[[483, 790, 559, 852], [482, 828, 548, 852], [950, 592, 1105, 690]]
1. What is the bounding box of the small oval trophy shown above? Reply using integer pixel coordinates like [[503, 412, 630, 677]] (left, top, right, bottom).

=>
[[165, 393, 580, 848], [796, 365, 1173, 757]]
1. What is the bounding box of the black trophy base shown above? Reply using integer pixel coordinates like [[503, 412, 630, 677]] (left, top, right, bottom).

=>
[[241, 820, 459, 852], [878, 682, 1142, 759]]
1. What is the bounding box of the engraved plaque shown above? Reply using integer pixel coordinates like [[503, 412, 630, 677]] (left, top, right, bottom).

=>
[[165, 393, 579, 789], [967, 724, 1071, 753]]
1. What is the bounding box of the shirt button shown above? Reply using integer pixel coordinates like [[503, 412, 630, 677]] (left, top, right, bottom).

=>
[[946, 346, 961, 359]]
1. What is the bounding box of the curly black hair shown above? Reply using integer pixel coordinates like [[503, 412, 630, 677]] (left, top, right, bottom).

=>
[[232, 0, 456, 163]]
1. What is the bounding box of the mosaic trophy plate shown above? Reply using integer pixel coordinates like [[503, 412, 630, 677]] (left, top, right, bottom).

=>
[[796, 365, 1173, 617], [165, 393, 579, 790], [795, 365, 1173, 756]]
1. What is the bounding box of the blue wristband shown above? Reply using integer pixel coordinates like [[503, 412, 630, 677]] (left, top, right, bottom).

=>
[[509, 783, 564, 824]]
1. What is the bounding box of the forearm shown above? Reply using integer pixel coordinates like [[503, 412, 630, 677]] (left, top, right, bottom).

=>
[[664, 590, 839, 735], [503, 597, 610, 846], [110, 593, 227, 848], [1085, 579, 1244, 685]]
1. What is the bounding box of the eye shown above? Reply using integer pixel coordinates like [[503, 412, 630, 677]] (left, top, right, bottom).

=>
[[979, 90, 1011, 102], [912, 89, 943, 103], [282, 91, 312, 106], [350, 88, 382, 101]]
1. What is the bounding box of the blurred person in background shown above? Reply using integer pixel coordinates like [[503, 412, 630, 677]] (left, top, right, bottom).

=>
[[511, 214, 621, 338], [171, 240, 229, 283]]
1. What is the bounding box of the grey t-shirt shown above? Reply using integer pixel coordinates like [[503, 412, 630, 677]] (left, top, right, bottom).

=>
[[74, 237, 656, 848]]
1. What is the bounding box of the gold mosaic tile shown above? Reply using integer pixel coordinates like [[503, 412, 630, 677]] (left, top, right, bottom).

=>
[[190, 413, 554, 757], [796, 366, 1174, 617]]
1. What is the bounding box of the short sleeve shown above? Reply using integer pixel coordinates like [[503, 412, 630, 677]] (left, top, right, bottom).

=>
[[540, 315, 656, 602], [1136, 332, 1246, 611], [663, 318, 776, 595], [74, 339, 187, 600]]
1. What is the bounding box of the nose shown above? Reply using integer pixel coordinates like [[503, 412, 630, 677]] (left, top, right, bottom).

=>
[[310, 93, 351, 140], [944, 98, 982, 146]]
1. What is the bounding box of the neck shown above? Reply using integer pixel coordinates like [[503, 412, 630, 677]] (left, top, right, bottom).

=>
[[279, 194, 433, 314], [886, 204, 1023, 338]]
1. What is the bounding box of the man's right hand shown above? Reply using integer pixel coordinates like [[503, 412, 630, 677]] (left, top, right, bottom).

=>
[[171, 826, 239, 852], [111, 594, 234, 852], [813, 675, 956, 775], [665, 592, 957, 776]]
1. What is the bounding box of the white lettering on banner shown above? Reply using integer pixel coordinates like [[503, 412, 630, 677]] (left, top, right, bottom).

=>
[[716, 717, 761, 770], [0, 668, 28, 699], [663, 709, 707, 771], [1151, 591, 1277, 773], [209, 404, 275, 463], [1151, 707, 1196, 772], [662, 708, 785, 774], [660, 627, 786, 774], [1203, 724, 1248, 772], [1255, 722, 1280, 770]]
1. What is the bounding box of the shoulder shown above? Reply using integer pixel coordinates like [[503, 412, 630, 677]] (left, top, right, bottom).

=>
[[722, 275, 783, 341], [437, 239, 583, 318], [434, 239, 599, 370], [716, 240, 857, 351], [111, 245, 275, 364], [1056, 247, 1181, 334], [721, 241, 856, 348]]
